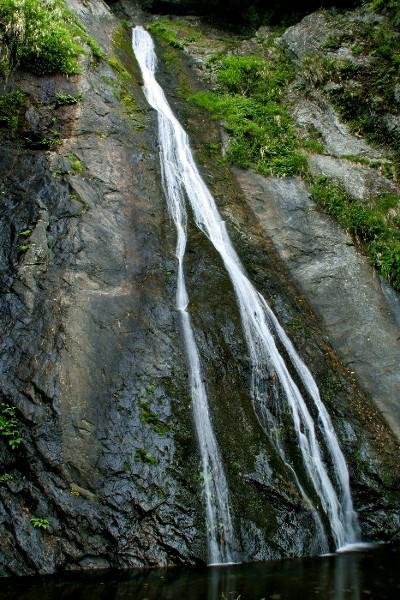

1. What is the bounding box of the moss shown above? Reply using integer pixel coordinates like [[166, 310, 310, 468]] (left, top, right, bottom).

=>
[[140, 401, 170, 436], [106, 25, 146, 129], [148, 20, 185, 49], [147, 18, 208, 51], [311, 177, 400, 289], [286, 317, 307, 335], [189, 51, 306, 177], [135, 448, 158, 465]]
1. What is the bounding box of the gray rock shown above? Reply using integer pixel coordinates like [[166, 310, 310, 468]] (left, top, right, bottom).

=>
[[282, 12, 331, 61], [233, 168, 400, 442], [308, 154, 398, 200], [292, 94, 385, 159]]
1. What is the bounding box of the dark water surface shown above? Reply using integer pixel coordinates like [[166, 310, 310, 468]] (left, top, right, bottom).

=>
[[1, 545, 399, 600]]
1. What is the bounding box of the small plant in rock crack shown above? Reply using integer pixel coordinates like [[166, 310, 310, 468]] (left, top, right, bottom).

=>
[[19, 229, 32, 238], [68, 153, 84, 174], [135, 448, 158, 465], [55, 92, 83, 106], [30, 517, 50, 530], [0, 403, 22, 449]]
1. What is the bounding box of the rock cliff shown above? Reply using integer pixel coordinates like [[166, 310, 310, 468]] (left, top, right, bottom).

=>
[[0, 0, 399, 575]]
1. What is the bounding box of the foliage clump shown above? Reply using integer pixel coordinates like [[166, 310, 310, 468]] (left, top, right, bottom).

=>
[[30, 516, 50, 530], [0, 0, 103, 78], [311, 177, 400, 290], [190, 52, 306, 177], [135, 448, 158, 465], [0, 402, 22, 449], [0, 88, 26, 132], [55, 91, 83, 106]]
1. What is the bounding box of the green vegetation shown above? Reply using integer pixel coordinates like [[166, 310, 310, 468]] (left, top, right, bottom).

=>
[[135, 448, 158, 465], [105, 26, 145, 129], [311, 177, 400, 289], [140, 402, 170, 436], [40, 128, 61, 149], [30, 516, 50, 530], [148, 19, 185, 49], [18, 244, 29, 253], [68, 153, 84, 175], [341, 155, 395, 180], [55, 91, 83, 106], [0, 403, 22, 449], [301, 7, 400, 174], [19, 228, 32, 238], [0, 89, 26, 132], [286, 318, 307, 335], [106, 56, 141, 123], [369, 0, 400, 25], [190, 52, 306, 177], [147, 18, 209, 50], [0, 473, 13, 482], [0, 0, 104, 78], [303, 138, 326, 154]]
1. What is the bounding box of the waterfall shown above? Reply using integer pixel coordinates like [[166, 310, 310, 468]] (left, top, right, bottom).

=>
[[132, 26, 236, 565], [132, 25, 360, 555]]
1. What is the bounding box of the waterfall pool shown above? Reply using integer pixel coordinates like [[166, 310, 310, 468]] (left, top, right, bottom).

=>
[[2, 544, 398, 600]]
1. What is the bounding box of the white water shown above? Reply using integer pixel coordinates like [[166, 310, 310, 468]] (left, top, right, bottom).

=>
[[132, 26, 235, 565], [132, 26, 359, 554]]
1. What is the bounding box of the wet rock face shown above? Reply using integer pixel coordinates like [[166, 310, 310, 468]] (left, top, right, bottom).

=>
[[0, 0, 206, 575]]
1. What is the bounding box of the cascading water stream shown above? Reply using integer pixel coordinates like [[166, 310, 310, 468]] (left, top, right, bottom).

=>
[[132, 26, 360, 553], [132, 26, 236, 565]]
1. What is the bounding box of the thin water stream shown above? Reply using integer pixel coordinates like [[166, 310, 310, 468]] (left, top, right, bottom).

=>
[[132, 26, 235, 565], [132, 25, 359, 560]]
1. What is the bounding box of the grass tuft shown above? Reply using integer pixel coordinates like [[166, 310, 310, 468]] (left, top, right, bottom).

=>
[[190, 51, 306, 177], [311, 177, 400, 289]]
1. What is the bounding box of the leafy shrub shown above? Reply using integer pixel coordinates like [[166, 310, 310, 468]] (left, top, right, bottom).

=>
[[135, 448, 158, 465], [0, 0, 104, 78], [0, 88, 26, 131], [301, 10, 400, 163], [0, 403, 22, 449]]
